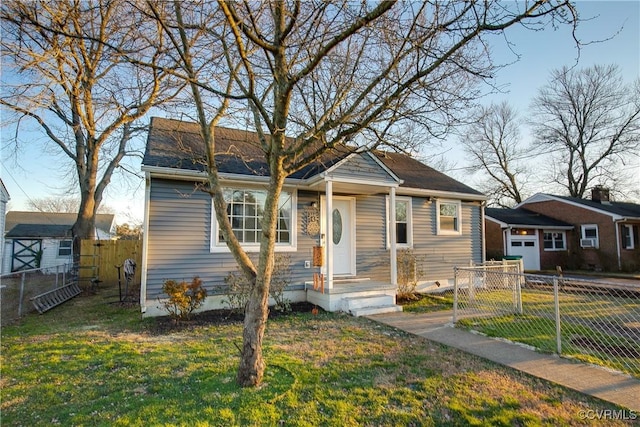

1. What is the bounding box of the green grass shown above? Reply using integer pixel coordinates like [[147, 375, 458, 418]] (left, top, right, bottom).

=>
[[1, 286, 631, 426], [456, 289, 640, 378], [400, 292, 454, 313]]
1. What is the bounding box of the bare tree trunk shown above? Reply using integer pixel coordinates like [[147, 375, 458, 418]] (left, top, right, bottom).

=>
[[236, 281, 269, 386], [237, 161, 285, 386]]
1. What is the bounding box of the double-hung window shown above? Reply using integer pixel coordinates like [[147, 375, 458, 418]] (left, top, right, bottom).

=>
[[543, 231, 566, 251], [580, 224, 599, 248], [211, 188, 296, 252], [58, 240, 72, 257], [386, 196, 412, 248], [437, 199, 461, 235], [622, 224, 635, 249]]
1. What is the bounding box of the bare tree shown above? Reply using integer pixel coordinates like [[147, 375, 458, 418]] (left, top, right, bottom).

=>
[[143, 0, 578, 387], [27, 197, 114, 214], [530, 64, 640, 198], [462, 102, 530, 207], [0, 0, 179, 249]]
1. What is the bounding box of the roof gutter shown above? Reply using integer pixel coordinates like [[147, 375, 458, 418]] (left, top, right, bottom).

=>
[[398, 187, 487, 202], [141, 165, 307, 187], [142, 165, 485, 200]]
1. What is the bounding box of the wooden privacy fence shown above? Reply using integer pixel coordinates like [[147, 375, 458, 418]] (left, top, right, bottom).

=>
[[79, 240, 142, 289]]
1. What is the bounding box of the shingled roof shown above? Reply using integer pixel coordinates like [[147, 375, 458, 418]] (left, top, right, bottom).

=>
[[374, 151, 483, 196], [553, 195, 640, 219], [4, 211, 115, 238], [142, 117, 352, 180], [485, 208, 573, 229], [143, 117, 484, 197]]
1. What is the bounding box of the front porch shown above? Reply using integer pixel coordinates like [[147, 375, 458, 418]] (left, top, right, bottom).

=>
[[305, 278, 402, 316]]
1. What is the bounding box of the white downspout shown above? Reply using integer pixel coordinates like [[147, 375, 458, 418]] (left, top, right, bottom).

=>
[[389, 187, 397, 286], [504, 227, 510, 257], [140, 172, 151, 314], [614, 219, 622, 270]]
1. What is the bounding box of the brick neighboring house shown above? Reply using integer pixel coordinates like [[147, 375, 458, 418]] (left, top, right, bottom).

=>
[[516, 188, 640, 272], [485, 208, 573, 271]]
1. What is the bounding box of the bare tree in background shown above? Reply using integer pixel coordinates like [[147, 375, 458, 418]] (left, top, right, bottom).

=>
[[143, 0, 578, 387], [462, 102, 530, 207], [0, 0, 179, 248], [27, 197, 114, 214], [530, 64, 640, 198]]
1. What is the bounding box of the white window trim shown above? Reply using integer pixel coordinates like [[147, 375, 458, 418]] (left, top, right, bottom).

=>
[[436, 199, 462, 236], [622, 224, 635, 249], [386, 196, 413, 249], [580, 224, 599, 249], [57, 239, 72, 257], [543, 231, 566, 251], [210, 187, 297, 253]]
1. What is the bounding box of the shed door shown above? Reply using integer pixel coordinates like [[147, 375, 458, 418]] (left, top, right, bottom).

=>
[[12, 239, 42, 272], [509, 238, 539, 271]]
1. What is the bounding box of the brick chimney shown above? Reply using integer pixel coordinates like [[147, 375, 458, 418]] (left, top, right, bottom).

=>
[[591, 186, 610, 204]]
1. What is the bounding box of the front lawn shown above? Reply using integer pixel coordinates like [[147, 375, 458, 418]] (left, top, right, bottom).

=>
[[1, 287, 629, 426], [399, 291, 454, 313]]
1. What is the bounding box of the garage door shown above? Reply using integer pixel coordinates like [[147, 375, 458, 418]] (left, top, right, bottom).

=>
[[509, 239, 539, 271]]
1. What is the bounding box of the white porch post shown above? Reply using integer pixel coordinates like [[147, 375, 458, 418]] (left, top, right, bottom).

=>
[[390, 187, 397, 286], [325, 179, 333, 290]]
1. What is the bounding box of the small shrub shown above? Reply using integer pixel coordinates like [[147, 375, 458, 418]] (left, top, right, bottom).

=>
[[160, 277, 207, 321], [270, 254, 292, 312], [397, 249, 424, 300], [222, 271, 252, 314], [222, 254, 292, 314]]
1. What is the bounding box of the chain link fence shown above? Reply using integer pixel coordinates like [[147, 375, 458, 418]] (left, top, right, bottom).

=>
[[453, 265, 640, 378], [0, 263, 75, 325]]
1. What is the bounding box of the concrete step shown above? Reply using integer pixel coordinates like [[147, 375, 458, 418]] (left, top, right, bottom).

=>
[[343, 294, 395, 310], [351, 304, 403, 317]]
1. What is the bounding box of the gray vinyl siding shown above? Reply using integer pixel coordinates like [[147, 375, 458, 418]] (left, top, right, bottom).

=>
[[354, 194, 390, 281], [145, 178, 482, 299], [330, 153, 396, 183], [146, 181, 326, 299], [410, 199, 482, 279]]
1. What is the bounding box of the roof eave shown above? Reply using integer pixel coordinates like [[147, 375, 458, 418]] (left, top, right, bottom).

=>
[[518, 193, 638, 221], [398, 187, 487, 201], [142, 164, 307, 187]]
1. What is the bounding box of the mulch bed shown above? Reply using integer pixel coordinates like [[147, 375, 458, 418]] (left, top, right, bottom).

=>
[[149, 302, 319, 334]]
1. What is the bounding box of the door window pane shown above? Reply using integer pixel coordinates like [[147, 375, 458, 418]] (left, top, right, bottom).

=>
[[332, 209, 342, 244]]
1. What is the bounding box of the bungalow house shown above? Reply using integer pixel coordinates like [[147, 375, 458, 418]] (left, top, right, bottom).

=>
[[140, 117, 486, 317], [2, 211, 116, 273], [485, 208, 574, 271], [516, 188, 640, 272]]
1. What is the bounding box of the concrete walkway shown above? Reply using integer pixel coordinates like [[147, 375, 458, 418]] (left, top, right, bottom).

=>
[[369, 310, 640, 411]]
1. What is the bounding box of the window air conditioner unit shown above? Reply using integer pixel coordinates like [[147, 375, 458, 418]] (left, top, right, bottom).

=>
[[580, 238, 596, 248]]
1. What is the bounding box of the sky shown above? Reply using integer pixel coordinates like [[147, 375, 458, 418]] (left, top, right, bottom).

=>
[[438, 1, 640, 198], [1, 1, 639, 224]]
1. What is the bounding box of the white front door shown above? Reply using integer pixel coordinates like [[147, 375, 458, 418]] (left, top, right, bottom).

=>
[[324, 197, 356, 276]]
